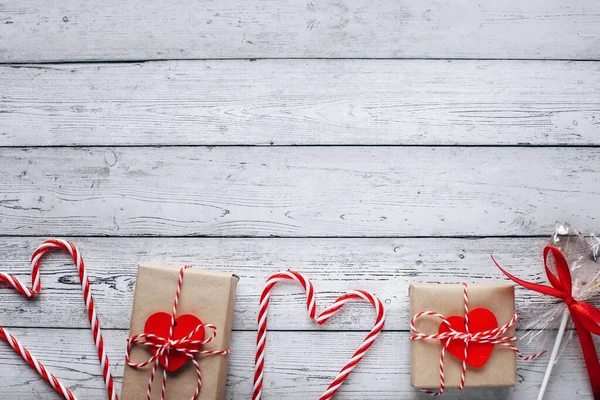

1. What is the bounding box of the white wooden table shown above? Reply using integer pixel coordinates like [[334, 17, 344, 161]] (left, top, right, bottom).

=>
[[1, 1, 599, 399]]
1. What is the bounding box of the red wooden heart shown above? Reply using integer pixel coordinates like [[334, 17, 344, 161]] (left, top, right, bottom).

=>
[[144, 312, 205, 372], [438, 307, 498, 368]]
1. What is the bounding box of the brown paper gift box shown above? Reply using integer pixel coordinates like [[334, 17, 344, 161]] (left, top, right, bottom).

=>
[[121, 263, 239, 400], [409, 283, 516, 388]]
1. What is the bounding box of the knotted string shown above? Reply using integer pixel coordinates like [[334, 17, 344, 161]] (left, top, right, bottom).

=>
[[410, 283, 546, 396], [125, 265, 230, 400]]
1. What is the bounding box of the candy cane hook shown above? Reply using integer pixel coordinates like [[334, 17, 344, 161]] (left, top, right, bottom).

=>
[[0, 239, 118, 400]]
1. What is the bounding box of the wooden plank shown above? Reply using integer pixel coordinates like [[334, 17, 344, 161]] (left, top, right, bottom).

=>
[[0, 147, 598, 237], [2, 60, 599, 146], [1, 1, 600, 62], [0, 237, 587, 331], [0, 328, 594, 399]]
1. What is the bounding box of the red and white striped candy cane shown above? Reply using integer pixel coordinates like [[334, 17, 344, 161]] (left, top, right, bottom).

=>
[[253, 270, 385, 400], [0, 239, 118, 400], [410, 282, 546, 396]]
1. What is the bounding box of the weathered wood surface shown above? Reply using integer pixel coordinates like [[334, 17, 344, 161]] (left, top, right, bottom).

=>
[[0, 147, 598, 237], [2, 1, 599, 398], [0, 328, 595, 399], [0, 237, 586, 331], [2, 0, 600, 62], [2, 60, 600, 146]]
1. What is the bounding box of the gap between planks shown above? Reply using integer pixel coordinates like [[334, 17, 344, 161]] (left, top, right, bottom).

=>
[[1, 144, 600, 149], [5, 57, 600, 65]]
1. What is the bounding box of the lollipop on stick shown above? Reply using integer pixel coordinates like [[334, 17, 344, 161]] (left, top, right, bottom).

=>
[[492, 224, 600, 399], [538, 225, 599, 399]]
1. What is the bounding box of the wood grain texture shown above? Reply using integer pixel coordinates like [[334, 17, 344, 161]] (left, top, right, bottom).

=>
[[0, 328, 595, 399], [0, 237, 590, 331], [2, 0, 599, 399], [1, 0, 600, 62], [0, 146, 598, 237], [2, 60, 600, 146]]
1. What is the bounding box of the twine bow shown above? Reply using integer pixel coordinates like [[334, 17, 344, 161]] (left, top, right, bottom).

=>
[[125, 265, 230, 400], [410, 282, 545, 396], [493, 246, 600, 399]]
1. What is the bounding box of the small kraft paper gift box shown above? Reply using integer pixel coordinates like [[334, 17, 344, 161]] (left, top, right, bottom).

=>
[[122, 263, 239, 400], [409, 283, 517, 389]]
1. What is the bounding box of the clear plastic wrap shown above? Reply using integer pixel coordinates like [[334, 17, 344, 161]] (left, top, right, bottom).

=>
[[519, 223, 600, 363]]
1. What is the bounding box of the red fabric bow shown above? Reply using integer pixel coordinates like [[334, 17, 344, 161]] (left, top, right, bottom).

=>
[[492, 246, 600, 399]]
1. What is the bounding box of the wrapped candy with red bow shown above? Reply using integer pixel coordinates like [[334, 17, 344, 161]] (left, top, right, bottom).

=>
[[492, 224, 600, 399]]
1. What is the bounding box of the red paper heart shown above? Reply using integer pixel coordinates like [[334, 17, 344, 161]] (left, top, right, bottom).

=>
[[438, 307, 498, 368], [144, 312, 205, 372]]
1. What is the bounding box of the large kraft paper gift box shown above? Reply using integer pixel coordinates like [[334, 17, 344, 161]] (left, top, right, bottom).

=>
[[409, 283, 516, 388], [122, 263, 239, 400]]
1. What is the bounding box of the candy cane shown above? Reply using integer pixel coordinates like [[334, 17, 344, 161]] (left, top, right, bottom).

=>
[[0, 326, 76, 399], [0, 239, 118, 400], [253, 270, 385, 400]]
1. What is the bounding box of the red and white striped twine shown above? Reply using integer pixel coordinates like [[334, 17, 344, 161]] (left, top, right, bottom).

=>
[[125, 265, 230, 400], [410, 282, 546, 396], [0, 239, 118, 400], [253, 270, 386, 400]]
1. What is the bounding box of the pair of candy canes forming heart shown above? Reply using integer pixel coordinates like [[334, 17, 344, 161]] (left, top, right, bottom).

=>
[[253, 270, 386, 400], [0, 240, 386, 400]]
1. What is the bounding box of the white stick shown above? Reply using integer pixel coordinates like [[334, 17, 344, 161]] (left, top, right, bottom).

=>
[[536, 310, 570, 400]]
